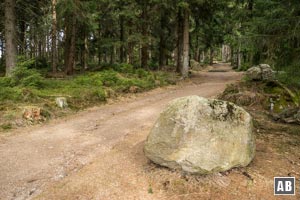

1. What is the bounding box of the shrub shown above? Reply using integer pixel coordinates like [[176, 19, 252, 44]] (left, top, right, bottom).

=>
[[21, 73, 45, 88], [148, 60, 159, 70], [135, 68, 150, 78], [99, 70, 121, 86], [72, 87, 107, 102], [116, 63, 134, 74], [74, 73, 103, 87], [100, 63, 135, 74], [11, 66, 45, 88], [0, 87, 22, 102], [89, 88, 107, 101], [17, 56, 36, 69], [0, 77, 13, 87], [276, 64, 300, 88], [17, 56, 49, 69]]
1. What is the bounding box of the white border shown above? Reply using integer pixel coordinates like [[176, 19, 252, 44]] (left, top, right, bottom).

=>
[[274, 177, 296, 196]]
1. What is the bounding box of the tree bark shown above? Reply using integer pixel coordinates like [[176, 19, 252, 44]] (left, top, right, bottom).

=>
[[210, 48, 214, 65], [222, 45, 231, 62], [98, 18, 102, 65], [64, 15, 76, 75], [0, 33, 4, 60], [237, 38, 242, 70], [83, 36, 88, 70], [176, 8, 183, 73], [110, 45, 115, 64], [194, 36, 200, 62], [181, 8, 189, 78], [5, 0, 17, 76], [51, 0, 58, 73], [119, 15, 125, 63], [18, 20, 26, 55], [201, 51, 205, 63], [159, 8, 167, 69], [141, 5, 148, 69]]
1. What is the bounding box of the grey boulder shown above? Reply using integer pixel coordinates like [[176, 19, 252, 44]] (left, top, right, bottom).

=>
[[246, 66, 262, 81], [144, 96, 255, 174], [246, 64, 274, 81]]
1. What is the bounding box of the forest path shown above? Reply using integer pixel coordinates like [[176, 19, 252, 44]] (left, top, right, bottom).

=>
[[0, 63, 241, 200]]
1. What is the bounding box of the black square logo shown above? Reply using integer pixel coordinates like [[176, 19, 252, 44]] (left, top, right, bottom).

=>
[[274, 177, 295, 195]]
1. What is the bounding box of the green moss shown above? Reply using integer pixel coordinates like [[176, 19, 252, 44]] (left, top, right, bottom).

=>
[[264, 83, 297, 112]]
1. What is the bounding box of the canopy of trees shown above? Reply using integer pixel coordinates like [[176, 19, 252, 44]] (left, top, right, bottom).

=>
[[0, 0, 299, 79]]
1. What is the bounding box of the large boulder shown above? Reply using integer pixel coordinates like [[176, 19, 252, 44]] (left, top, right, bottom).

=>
[[246, 64, 275, 81], [246, 66, 262, 81], [260, 64, 275, 81], [144, 96, 255, 174]]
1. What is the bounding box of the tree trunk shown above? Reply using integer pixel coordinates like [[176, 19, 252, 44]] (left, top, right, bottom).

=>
[[64, 15, 76, 75], [5, 0, 17, 76], [110, 45, 115, 64], [141, 6, 148, 69], [128, 43, 133, 65], [237, 38, 242, 70], [231, 48, 236, 68], [98, 19, 102, 65], [127, 21, 134, 65], [176, 8, 183, 73], [0, 34, 4, 60], [141, 40, 148, 68], [194, 42, 200, 62], [222, 45, 231, 62], [83, 36, 88, 70], [51, 0, 58, 73], [181, 8, 189, 78], [210, 48, 214, 65], [119, 15, 125, 63], [19, 20, 26, 55], [248, 0, 254, 18], [159, 8, 167, 69], [200, 51, 205, 63]]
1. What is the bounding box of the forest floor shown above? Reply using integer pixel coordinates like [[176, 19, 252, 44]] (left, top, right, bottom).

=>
[[0, 63, 299, 200]]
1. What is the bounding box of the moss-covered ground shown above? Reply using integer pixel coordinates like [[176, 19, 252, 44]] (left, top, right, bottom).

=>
[[0, 63, 176, 131]]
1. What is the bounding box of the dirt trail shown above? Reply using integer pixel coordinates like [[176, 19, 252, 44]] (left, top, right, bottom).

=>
[[0, 64, 242, 200]]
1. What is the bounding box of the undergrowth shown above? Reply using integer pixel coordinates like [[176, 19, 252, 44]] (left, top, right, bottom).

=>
[[0, 63, 175, 130], [275, 64, 300, 88]]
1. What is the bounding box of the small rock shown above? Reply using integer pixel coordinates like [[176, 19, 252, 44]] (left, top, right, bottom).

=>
[[55, 97, 68, 108]]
